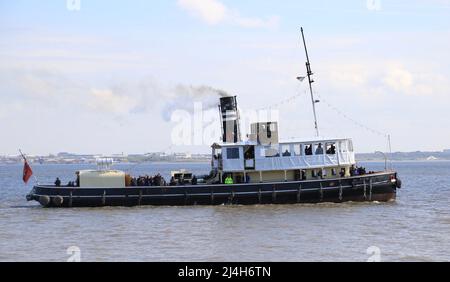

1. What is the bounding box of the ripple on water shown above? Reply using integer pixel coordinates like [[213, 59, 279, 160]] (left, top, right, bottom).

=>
[[1, 161, 450, 261]]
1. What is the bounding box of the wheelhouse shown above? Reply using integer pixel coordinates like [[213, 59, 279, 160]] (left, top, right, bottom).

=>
[[211, 121, 356, 184]]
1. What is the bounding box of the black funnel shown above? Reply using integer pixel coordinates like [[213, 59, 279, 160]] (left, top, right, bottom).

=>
[[219, 96, 241, 143]]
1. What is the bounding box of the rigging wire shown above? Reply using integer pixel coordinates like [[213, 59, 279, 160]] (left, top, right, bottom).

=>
[[250, 87, 393, 162], [253, 89, 389, 139], [314, 93, 389, 138], [254, 92, 304, 112]]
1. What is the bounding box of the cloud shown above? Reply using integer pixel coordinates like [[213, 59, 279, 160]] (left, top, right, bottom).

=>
[[383, 64, 414, 93], [0, 67, 231, 124], [88, 89, 138, 115], [327, 63, 370, 88], [322, 60, 450, 98], [177, 0, 279, 29], [177, 0, 227, 25], [232, 14, 279, 29]]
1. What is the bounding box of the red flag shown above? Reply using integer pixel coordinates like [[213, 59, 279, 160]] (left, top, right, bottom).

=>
[[23, 160, 33, 184]]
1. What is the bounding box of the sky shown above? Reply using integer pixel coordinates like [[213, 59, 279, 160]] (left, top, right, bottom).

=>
[[0, 0, 449, 155]]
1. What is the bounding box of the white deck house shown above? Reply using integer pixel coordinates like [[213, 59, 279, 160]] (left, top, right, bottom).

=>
[[211, 122, 356, 183]]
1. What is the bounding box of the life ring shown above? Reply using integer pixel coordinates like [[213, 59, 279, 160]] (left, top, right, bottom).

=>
[[38, 195, 51, 207], [52, 196, 64, 207]]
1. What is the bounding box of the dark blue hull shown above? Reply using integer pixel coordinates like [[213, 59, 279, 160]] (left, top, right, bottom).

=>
[[27, 172, 400, 208]]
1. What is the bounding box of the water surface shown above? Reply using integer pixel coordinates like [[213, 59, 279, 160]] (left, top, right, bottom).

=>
[[0, 161, 449, 261]]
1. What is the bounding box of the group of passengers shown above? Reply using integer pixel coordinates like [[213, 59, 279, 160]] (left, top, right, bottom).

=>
[[280, 143, 337, 157], [349, 165, 371, 176], [130, 174, 166, 187], [304, 143, 336, 156], [54, 173, 201, 188], [169, 175, 198, 186], [54, 177, 79, 187]]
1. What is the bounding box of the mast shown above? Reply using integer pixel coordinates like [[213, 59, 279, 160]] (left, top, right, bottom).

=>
[[300, 27, 320, 137]]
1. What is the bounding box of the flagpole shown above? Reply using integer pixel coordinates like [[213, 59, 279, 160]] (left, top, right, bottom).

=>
[[300, 27, 320, 137], [19, 149, 26, 160]]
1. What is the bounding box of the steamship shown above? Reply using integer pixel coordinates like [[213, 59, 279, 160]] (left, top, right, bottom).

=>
[[26, 95, 401, 208], [26, 28, 402, 208]]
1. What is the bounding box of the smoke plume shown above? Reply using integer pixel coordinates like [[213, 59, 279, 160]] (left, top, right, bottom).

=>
[[162, 84, 231, 121]]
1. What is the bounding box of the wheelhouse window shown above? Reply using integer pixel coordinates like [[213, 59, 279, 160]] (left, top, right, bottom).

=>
[[348, 140, 354, 152], [264, 146, 279, 158], [326, 143, 336, 155], [281, 145, 291, 157], [314, 143, 324, 155], [339, 141, 348, 152], [226, 148, 240, 159], [304, 144, 313, 155], [293, 144, 302, 156]]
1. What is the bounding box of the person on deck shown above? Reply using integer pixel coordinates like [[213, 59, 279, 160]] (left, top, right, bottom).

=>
[[191, 175, 197, 185], [305, 145, 312, 155], [55, 177, 61, 187], [315, 143, 324, 155], [350, 165, 356, 176], [327, 144, 336, 154], [224, 175, 234, 185], [357, 166, 366, 175]]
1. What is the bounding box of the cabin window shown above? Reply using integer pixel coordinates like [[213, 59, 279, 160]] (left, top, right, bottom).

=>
[[264, 146, 279, 158], [326, 143, 336, 155], [331, 168, 337, 176], [293, 144, 302, 156], [281, 145, 291, 157], [311, 170, 317, 178], [214, 148, 222, 160], [226, 148, 240, 159], [339, 141, 348, 152], [266, 123, 272, 138], [314, 143, 324, 155], [322, 168, 327, 177], [304, 144, 313, 155], [348, 140, 354, 152]]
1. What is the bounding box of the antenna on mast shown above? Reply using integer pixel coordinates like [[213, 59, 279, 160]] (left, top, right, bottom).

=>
[[299, 27, 320, 137]]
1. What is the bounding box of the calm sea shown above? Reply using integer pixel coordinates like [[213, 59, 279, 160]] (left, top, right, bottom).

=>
[[0, 161, 449, 262]]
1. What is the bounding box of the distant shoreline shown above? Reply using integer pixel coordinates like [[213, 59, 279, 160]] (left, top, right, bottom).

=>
[[2, 159, 450, 165], [1, 150, 449, 165]]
